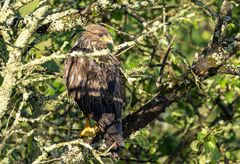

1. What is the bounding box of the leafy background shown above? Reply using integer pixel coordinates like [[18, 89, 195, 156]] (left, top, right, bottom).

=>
[[0, 0, 240, 163]]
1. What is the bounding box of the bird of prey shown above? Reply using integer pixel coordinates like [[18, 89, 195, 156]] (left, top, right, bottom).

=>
[[64, 24, 124, 157]]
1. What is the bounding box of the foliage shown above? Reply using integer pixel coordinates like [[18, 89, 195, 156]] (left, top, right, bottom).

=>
[[0, 0, 239, 163]]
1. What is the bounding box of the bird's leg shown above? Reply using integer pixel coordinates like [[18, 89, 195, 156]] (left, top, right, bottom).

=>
[[80, 116, 100, 138]]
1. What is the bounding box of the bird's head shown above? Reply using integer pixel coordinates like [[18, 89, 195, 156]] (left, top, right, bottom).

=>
[[79, 24, 113, 51]]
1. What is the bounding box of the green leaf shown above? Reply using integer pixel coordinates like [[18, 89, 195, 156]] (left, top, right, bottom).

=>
[[190, 140, 202, 152], [205, 141, 221, 163], [149, 146, 157, 154], [197, 128, 209, 140]]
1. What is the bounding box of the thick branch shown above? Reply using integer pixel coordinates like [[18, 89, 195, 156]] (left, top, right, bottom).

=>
[[37, 0, 158, 33], [0, 0, 49, 119], [211, 0, 233, 47], [122, 43, 238, 139], [37, 0, 113, 33], [122, 0, 236, 138]]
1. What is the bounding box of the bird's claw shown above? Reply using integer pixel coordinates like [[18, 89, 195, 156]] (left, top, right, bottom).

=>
[[80, 127, 96, 138], [80, 125, 100, 138]]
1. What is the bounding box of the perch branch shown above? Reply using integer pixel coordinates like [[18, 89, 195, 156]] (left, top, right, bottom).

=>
[[121, 0, 237, 138]]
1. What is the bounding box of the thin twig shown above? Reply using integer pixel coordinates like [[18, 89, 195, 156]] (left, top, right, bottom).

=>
[[157, 36, 176, 85]]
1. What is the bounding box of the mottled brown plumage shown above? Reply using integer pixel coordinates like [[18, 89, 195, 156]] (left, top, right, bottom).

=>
[[64, 24, 123, 157]]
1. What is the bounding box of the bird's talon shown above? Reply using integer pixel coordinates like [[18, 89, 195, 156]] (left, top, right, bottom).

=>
[[80, 126, 101, 138]]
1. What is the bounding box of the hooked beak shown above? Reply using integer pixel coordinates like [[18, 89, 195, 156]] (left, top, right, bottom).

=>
[[101, 36, 113, 45]]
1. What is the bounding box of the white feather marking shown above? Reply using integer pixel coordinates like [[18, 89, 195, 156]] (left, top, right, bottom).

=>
[[71, 74, 75, 83], [78, 74, 82, 81]]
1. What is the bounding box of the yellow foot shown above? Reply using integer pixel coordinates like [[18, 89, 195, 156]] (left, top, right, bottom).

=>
[[80, 125, 100, 138]]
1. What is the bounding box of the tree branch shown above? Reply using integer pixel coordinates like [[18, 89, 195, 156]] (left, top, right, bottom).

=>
[[121, 0, 237, 139], [0, 0, 49, 119], [217, 65, 240, 76]]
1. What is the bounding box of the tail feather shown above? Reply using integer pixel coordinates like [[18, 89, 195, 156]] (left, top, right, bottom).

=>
[[98, 114, 124, 158], [104, 122, 124, 158]]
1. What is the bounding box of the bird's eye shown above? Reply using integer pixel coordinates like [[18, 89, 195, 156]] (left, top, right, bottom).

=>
[[97, 33, 104, 37]]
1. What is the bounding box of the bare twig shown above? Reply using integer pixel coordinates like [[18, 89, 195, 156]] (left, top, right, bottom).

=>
[[157, 36, 176, 85]]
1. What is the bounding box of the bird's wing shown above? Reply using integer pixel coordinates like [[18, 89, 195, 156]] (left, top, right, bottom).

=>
[[98, 55, 123, 115], [64, 56, 89, 100], [96, 56, 124, 152], [64, 55, 109, 113]]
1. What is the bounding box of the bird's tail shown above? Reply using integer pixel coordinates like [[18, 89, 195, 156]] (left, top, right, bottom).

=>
[[104, 120, 124, 158], [98, 114, 124, 158]]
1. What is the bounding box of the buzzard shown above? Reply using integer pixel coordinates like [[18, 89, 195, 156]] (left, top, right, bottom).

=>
[[64, 24, 124, 157]]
